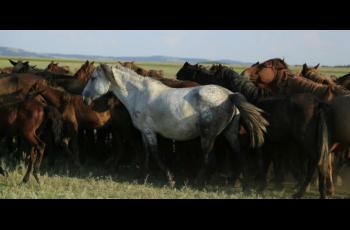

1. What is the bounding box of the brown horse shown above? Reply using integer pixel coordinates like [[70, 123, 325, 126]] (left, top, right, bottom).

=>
[[0, 96, 46, 184], [28, 80, 114, 166], [0, 67, 13, 74], [241, 58, 293, 90], [0, 74, 45, 96], [119, 61, 164, 78], [45, 61, 70, 74], [49, 61, 96, 94], [299, 63, 337, 85]]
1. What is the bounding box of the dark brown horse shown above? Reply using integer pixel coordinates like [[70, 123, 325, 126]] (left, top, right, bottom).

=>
[[299, 63, 337, 85], [336, 73, 350, 90], [45, 61, 70, 74], [119, 61, 164, 78], [177, 63, 334, 198], [8, 59, 38, 73], [242, 62, 350, 197]]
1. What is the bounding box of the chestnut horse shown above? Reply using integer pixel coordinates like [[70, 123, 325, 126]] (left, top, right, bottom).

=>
[[241, 58, 292, 90], [49, 61, 96, 94], [0, 96, 45, 184]]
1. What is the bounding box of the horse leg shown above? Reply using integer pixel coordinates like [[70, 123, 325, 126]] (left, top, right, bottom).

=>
[[272, 151, 285, 191], [325, 153, 335, 197], [106, 130, 125, 171], [32, 134, 46, 185], [195, 135, 216, 187], [292, 156, 317, 199], [223, 116, 253, 193], [141, 130, 175, 187], [256, 151, 271, 194], [69, 133, 81, 172], [22, 146, 36, 184], [0, 166, 8, 177]]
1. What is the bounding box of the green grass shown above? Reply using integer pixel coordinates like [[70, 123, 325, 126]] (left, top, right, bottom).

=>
[[1, 56, 350, 199], [1, 56, 350, 78], [1, 162, 349, 199]]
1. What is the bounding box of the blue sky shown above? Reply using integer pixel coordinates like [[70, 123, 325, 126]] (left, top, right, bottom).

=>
[[0, 30, 349, 65]]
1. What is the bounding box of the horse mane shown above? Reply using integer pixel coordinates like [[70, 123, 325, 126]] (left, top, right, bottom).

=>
[[119, 61, 163, 77], [280, 76, 350, 98], [262, 58, 289, 70], [113, 63, 165, 86], [74, 61, 95, 82], [184, 64, 272, 103], [214, 66, 273, 103], [301, 67, 336, 85]]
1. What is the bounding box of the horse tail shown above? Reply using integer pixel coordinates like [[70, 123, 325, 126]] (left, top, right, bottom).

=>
[[229, 93, 269, 148], [317, 102, 331, 177]]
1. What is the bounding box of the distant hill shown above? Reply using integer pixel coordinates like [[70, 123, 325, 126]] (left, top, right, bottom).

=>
[[0, 46, 251, 65]]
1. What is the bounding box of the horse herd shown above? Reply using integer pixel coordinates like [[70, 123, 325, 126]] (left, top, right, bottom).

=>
[[0, 58, 350, 199]]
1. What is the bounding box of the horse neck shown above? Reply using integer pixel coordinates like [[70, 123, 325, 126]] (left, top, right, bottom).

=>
[[110, 68, 167, 110], [284, 77, 329, 99], [39, 86, 65, 108], [221, 69, 270, 102], [73, 97, 112, 128]]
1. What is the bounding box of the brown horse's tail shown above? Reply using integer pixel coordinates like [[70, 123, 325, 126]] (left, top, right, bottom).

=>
[[317, 103, 331, 178], [230, 93, 269, 148]]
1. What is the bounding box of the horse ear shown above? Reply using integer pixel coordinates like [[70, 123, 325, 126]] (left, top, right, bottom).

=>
[[314, 63, 320, 69], [9, 59, 17, 66], [302, 63, 308, 71], [252, 62, 259, 67], [184, 62, 189, 66]]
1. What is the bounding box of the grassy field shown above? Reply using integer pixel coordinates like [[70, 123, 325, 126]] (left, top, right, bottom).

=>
[[1, 56, 350, 78], [1, 56, 350, 199]]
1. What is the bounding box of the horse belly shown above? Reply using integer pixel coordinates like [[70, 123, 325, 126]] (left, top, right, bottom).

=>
[[148, 96, 200, 141]]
